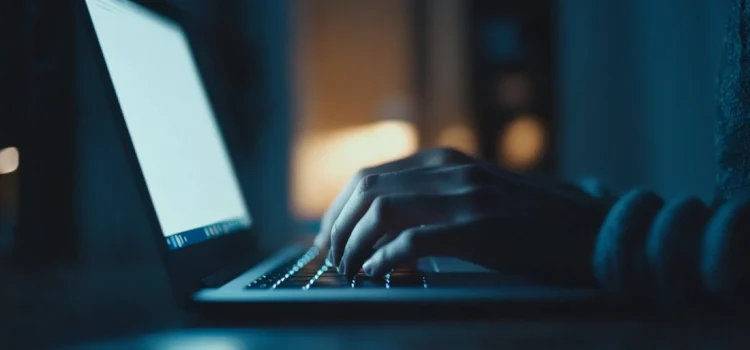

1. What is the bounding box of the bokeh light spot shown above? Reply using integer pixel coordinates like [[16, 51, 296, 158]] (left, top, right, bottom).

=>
[[498, 116, 545, 170], [0, 147, 19, 175]]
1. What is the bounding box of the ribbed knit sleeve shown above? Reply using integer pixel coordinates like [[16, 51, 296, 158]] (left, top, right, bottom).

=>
[[592, 190, 750, 309], [718, 0, 750, 201], [590, 0, 750, 310]]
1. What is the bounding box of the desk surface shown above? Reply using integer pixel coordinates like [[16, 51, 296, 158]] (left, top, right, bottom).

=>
[[73, 321, 750, 350], [2, 265, 750, 349], [1, 264, 186, 349]]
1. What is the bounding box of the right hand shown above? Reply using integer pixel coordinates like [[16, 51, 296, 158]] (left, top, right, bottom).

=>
[[313, 147, 609, 284], [313, 148, 480, 250]]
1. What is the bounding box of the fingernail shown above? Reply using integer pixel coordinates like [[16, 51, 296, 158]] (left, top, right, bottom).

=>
[[362, 260, 373, 276], [327, 249, 335, 265]]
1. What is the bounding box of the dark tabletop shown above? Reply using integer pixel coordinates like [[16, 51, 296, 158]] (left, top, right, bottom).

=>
[[2, 264, 750, 350], [70, 320, 750, 350]]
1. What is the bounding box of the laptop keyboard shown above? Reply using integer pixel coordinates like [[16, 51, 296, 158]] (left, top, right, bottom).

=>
[[245, 247, 428, 290]]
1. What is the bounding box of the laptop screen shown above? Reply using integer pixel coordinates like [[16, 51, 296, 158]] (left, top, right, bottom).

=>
[[85, 0, 252, 250]]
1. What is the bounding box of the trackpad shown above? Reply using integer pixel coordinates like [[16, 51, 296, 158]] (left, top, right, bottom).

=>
[[417, 257, 493, 273], [417, 257, 543, 287]]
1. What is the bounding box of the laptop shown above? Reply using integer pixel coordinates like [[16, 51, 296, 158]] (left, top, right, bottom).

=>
[[83, 0, 604, 319]]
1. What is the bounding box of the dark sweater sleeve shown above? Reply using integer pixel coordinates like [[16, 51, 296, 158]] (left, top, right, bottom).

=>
[[591, 190, 750, 308], [590, 0, 750, 309]]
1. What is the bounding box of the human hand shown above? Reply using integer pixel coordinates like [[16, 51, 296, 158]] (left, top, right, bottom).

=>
[[313, 147, 478, 250], [315, 148, 610, 284]]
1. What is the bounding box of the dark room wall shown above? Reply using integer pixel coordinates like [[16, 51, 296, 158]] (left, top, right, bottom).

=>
[[558, 0, 730, 201]]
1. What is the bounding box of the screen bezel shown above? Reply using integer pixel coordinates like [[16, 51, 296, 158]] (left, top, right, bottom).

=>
[[81, 0, 258, 302]]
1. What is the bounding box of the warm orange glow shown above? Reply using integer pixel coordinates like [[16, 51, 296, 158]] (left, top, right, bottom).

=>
[[499, 116, 546, 170], [436, 123, 477, 155], [0, 147, 19, 175], [292, 121, 418, 218]]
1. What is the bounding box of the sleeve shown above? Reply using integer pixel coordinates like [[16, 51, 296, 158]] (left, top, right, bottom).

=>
[[590, 0, 750, 310], [591, 189, 750, 310]]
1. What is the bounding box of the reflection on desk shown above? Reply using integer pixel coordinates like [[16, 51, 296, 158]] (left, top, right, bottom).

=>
[[0, 265, 187, 349], [72, 321, 750, 350], [3, 265, 750, 350]]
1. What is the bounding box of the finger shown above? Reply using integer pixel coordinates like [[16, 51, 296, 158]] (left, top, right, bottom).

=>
[[339, 189, 490, 276], [361, 224, 446, 277], [360, 215, 498, 277], [313, 230, 332, 249], [315, 148, 470, 249], [327, 173, 379, 266], [314, 176, 360, 249], [373, 231, 399, 250], [338, 194, 410, 276], [329, 164, 490, 266]]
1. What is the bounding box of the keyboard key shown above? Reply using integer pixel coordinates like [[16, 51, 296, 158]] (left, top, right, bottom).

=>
[[247, 282, 271, 289], [388, 277, 424, 287], [244, 248, 429, 290], [309, 283, 346, 289], [354, 280, 386, 288], [275, 280, 309, 288], [352, 276, 386, 288], [311, 279, 347, 286]]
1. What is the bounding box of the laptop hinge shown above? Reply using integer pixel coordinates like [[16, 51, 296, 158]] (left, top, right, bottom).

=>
[[200, 254, 261, 288]]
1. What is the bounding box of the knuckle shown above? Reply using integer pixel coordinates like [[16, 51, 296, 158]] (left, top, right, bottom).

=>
[[355, 173, 380, 196], [353, 168, 371, 185], [354, 168, 369, 179], [400, 228, 421, 250]]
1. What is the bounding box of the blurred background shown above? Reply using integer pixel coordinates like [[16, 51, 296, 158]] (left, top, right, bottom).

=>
[[0, 0, 733, 264], [0, 0, 735, 346]]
